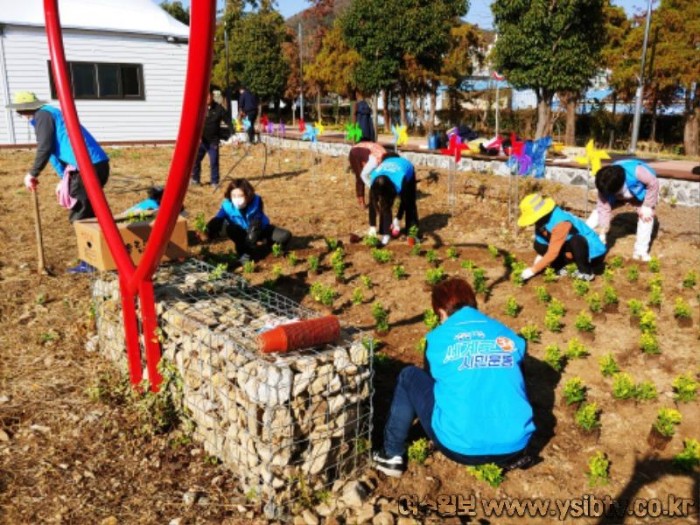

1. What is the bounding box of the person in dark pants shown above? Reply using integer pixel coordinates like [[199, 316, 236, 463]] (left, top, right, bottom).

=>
[[7, 91, 110, 273], [368, 156, 418, 245], [192, 86, 231, 187], [205, 178, 291, 263], [373, 278, 536, 477], [518, 194, 607, 282], [355, 100, 375, 142], [238, 86, 259, 144]]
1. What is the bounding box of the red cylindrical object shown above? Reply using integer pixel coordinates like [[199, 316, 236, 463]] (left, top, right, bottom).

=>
[[259, 316, 341, 354]]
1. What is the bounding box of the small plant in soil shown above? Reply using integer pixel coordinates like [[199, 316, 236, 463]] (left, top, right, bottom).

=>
[[424, 308, 440, 330], [487, 244, 499, 258], [587, 451, 610, 487], [425, 249, 438, 265], [271, 243, 283, 257], [602, 267, 615, 283], [652, 408, 682, 438], [193, 212, 207, 234], [242, 260, 255, 274], [544, 345, 565, 372], [351, 287, 364, 305], [673, 439, 700, 472], [310, 282, 337, 307], [562, 377, 587, 405], [648, 274, 663, 290], [415, 337, 427, 354], [673, 297, 692, 319], [287, 251, 298, 267], [460, 259, 475, 271], [565, 263, 578, 275], [361, 336, 380, 351], [271, 264, 283, 281], [672, 374, 698, 403], [324, 237, 339, 251], [519, 324, 541, 343], [639, 332, 660, 355], [392, 265, 407, 280], [510, 261, 527, 287], [544, 310, 564, 332], [535, 286, 551, 304], [543, 267, 558, 283], [330, 249, 345, 281], [207, 263, 228, 281], [307, 255, 320, 274], [360, 275, 373, 290], [612, 372, 637, 400], [373, 351, 390, 368], [446, 247, 459, 260], [372, 302, 390, 333], [371, 248, 392, 264], [472, 267, 488, 294], [574, 311, 595, 333], [586, 293, 603, 313], [639, 309, 657, 333], [609, 255, 624, 269], [466, 463, 505, 488], [602, 286, 619, 306], [648, 256, 661, 273], [407, 437, 430, 464], [573, 279, 590, 297], [504, 296, 521, 317], [410, 244, 422, 256], [647, 286, 663, 307], [575, 402, 601, 432], [408, 224, 419, 240], [634, 380, 658, 401], [566, 338, 589, 359], [426, 267, 446, 286], [548, 298, 567, 317], [363, 235, 380, 248], [682, 270, 697, 289], [627, 299, 644, 318], [626, 265, 639, 283], [598, 353, 620, 377]]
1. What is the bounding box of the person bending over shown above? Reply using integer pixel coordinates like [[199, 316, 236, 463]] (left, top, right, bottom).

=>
[[348, 141, 388, 208], [368, 156, 418, 245]]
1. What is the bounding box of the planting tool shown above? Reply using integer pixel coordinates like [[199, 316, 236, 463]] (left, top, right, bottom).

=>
[[31, 189, 53, 276]]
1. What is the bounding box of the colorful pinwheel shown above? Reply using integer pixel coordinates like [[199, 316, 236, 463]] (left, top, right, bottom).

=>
[[265, 121, 274, 134], [279, 122, 286, 136], [529, 136, 552, 178], [315, 121, 325, 136], [345, 122, 362, 143], [298, 118, 306, 133], [242, 117, 251, 131], [440, 134, 469, 163], [302, 124, 318, 142], [233, 119, 242, 133], [392, 124, 408, 147], [260, 114, 269, 128], [576, 139, 610, 176]]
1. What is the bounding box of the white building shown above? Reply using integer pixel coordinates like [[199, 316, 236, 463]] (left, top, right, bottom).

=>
[[0, 0, 189, 145]]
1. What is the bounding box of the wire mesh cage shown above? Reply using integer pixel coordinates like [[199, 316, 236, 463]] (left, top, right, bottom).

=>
[[91, 260, 374, 517]]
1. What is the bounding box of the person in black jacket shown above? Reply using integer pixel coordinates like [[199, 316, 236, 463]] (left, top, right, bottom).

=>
[[238, 86, 259, 144], [192, 86, 231, 187], [355, 100, 375, 142]]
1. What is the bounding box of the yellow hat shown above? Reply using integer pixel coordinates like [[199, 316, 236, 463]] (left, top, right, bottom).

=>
[[518, 193, 556, 227], [6, 91, 47, 111]]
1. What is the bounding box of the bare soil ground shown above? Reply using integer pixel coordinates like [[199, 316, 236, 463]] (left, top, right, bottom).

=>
[[0, 142, 698, 524]]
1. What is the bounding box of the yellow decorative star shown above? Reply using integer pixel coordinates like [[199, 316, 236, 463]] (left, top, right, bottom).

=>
[[315, 121, 325, 136], [394, 125, 408, 146], [576, 139, 610, 175]]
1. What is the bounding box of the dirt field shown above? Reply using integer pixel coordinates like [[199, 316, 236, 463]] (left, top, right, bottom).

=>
[[0, 142, 698, 524]]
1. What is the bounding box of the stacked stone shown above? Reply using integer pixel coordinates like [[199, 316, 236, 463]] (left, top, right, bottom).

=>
[[91, 262, 373, 512]]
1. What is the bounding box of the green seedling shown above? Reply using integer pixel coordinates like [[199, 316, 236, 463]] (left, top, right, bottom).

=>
[[566, 338, 589, 359], [648, 274, 663, 290], [543, 267, 558, 283], [460, 259, 475, 271], [598, 353, 619, 377], [682, 270, 697, 289], [673, 297, 692, 319], [535, 286, 551, 304], [193, 212, 207, 234], [373, 351, 390, 368], [351, 287, 364, 305], [287, 251, 298, 267], [639, 332, 660, 355], [647, 287, 663, 307], [487, 245, 499, 258], [39, 331, 59, 344], [331, 251, 345, 281], [573, 279, 590, 297], [574, 311, 595, 333], [639, 309, 657, 333], [408, 225, 419, 239], [548, 298, 566, 317], [612, 372, 636, 400], [271, 243, 283, 257], [466, 463, 504, 488], [425, 249, 438, 265], [652, 408, 682, 438], [371, 248, 393, 264], [587, 293, 602, 313], [415, 337, 427, 354], [602, 267, 615, 284], [627, 299, 644, 318], [307, 255, 320, 274], [519, 324, 541, 343], [363, 235, 380, 248], [242, 260, 255, 274], [609, 255, 624, 269], [426, 267, 446, 286], [648, 256, 661, 273], [208, 263, 228, 281], [271, 264, 283, 280], [410, 244, 422, 256], [673, 439, 700, 472], [575, 402, 601, 432], [587, 451, 610, 487], [510, 261, 527, 287], [372, 302, 390, 333], [310, 282, 336, 307], [407, 438, 430, 464], [544, 344, 564, 372], [360, 275, 373, 290], [446, 247, 459, 260], [424, 309, 440, 330], [544, 310, 563, 332], [672, 374, 698, 403], [565, 263, 578, 275], [324, 237, 339, 251], [361, 336, 380, 351], [392, 265, 407, 280], [602, 286, 619, 306], [504, 296, 521, 317], [634, 380, 658, 401], [562, 377, 587, 405], [472, 267, 488, 294], [626, 265, 639, 283]]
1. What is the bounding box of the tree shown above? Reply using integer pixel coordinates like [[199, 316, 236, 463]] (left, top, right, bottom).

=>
[[492, 0, 606, 138], [160, 1, 189, 25]]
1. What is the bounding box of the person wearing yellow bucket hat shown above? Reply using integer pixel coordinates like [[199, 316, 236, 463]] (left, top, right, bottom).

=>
[[518, 193, 607, 282], [7, 91, 110, 273]]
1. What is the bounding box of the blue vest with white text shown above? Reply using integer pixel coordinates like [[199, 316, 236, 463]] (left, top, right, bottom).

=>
[[369, 156, 414, 193], [534, 206, 607, 260]]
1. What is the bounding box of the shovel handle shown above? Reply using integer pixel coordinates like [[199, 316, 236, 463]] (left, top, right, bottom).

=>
[[31, 190, 47, 274]]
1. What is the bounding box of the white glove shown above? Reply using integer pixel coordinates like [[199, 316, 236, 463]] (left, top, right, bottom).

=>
[[391, 217, 401, 237], [520, 268, 535, 281], [598, 232, 607, 245], [368, 226, 377, 237], [24, 173, 38, 191], [381, 234, 390, 246], [638, 206, 654, 223]]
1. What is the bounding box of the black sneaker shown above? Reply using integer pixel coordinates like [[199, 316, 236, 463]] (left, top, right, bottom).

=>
[[372, 450, 405, 477]]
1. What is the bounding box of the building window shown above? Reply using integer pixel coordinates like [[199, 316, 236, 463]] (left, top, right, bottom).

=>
[[48, 61, 144, 100]]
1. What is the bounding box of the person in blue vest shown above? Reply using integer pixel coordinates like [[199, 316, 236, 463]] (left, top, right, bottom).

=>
[[122, 186, 164, 215], [373, 277, 536, 477], [586, 160, 659, 262], [8, 91, 110, 273], [518, 194, 607, 282], [368, 155, 418, 245], [205, 178, 291, 263]]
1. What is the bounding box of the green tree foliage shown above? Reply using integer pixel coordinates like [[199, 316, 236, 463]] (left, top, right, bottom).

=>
[[491, 0, 606, 138], [160, 0, 189, 25]]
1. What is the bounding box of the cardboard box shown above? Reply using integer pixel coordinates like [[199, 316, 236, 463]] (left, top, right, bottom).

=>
[[74, 213, 189, 271]]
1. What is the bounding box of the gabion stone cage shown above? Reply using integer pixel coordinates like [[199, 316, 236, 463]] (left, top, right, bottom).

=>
[[92, 260, 374, 514]]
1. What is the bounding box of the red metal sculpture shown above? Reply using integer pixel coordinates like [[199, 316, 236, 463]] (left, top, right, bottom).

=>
[[43, 0, 216, 390]]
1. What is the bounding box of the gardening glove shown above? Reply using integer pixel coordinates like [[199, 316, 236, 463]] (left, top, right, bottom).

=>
[[381, 234, 390, 246], [638, 206, 654, 223], [598, 232, 607, 245], [367, 226, 377, 237], [391, 217, 401, 237], [520, 267, 535, 281], [24, 173, 38, 191]]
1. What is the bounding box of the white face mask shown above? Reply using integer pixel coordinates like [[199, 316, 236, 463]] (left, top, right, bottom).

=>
[[231, 197, 246, 209]]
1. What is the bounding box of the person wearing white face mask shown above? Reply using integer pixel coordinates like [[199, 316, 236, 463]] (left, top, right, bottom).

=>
[[205, 178, 291, 263]]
